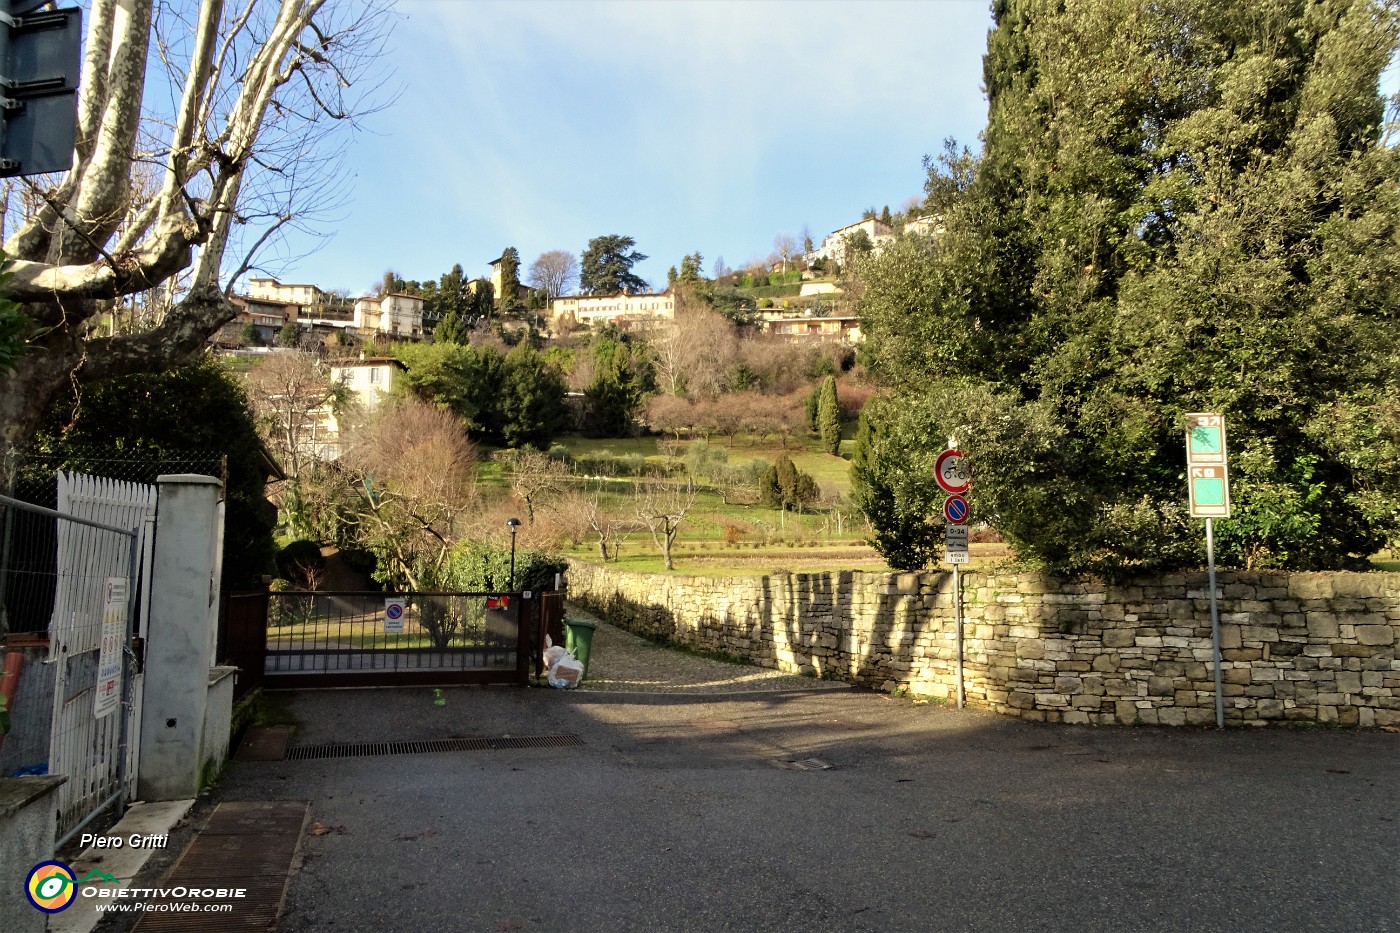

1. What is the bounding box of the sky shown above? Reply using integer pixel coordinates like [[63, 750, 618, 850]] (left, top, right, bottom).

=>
[[256, 0, 996, 296]]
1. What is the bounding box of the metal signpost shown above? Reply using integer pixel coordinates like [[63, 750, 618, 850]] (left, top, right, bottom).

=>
[[937, 449, 970, 709], [1186, 413, 1230, 729]]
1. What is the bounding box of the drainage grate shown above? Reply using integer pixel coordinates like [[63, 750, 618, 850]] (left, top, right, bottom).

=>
[[133, 801, 307, 931], [285, 734, 583, 760]]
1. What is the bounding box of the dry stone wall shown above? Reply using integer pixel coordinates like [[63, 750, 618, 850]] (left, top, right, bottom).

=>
[[564, 560, 1400, 728]]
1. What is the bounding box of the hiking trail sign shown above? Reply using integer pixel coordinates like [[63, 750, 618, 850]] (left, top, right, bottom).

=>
[[1185, 413, 1230, 519]]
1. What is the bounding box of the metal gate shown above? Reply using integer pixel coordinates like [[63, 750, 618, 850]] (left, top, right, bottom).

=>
[[243, 590, 536, 688], [0, 473, 155, 845]]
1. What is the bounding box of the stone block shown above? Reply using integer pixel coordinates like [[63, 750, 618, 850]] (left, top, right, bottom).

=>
[[1241, 625, 1280, 643], [1158, 708, 1188, 726], [1092, 654, 1119, 673], [1306, 613, 1341, 639], [1184, 708, 1216, 726], [1256, 698, 1285, 719], [1222, 648, 1262, 662], [1115, 700, 1139, 724], [1147, 676, 1175, 696], [1356, 625, 1395, 647], [1102, 629, 1135, 648], [1288, 575, 1334, 600]]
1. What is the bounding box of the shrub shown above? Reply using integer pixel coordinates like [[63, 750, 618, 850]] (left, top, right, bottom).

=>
[[443, 541, 568, 593], [276, 540, 326, 588]]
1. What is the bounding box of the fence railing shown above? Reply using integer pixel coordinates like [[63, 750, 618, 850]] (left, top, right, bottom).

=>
[[260, 590, 531, 687], [0, 473, 155, 845]]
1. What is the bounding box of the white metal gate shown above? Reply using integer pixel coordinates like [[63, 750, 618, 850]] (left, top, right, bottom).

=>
[[45, 473, 155, 843]]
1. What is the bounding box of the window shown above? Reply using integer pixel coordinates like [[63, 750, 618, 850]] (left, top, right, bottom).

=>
[[368, 367, 382, 385]]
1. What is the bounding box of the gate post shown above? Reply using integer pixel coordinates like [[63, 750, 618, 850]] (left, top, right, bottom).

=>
[[138, 475, 223, 801]]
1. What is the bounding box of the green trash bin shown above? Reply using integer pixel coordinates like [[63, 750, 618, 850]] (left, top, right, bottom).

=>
[[564, 618, 598, 681]]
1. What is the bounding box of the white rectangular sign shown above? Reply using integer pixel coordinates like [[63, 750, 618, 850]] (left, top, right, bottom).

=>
[[944, 525, 970, 565], [94, 577, 128, 719], [384, 598, 406, 635]]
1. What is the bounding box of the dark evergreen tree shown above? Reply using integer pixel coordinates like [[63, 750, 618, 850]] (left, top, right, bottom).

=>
[[817, 375, 841, 455], [499, 340, 568, 447], [30, 356, 276, 588], [857, 0, 1400, 575], [760, 454, 821, 512], [580, 235, 650, 295], [496, 247, 523, 319]]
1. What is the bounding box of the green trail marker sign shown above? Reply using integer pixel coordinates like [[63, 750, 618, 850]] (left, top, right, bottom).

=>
[[1185, 412, 1230, 518], [1184, 412, 1229, 730]]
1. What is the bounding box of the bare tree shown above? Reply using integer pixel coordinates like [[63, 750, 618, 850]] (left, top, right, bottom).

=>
[[340, 399, 477, 590], [0, 0, 393, 473], [773, 233, 798, 275], [634, 479, 697, 572], [651, 308, 738, 398], [496, 447, 570, 523], [566, 489, 633, 562], [244, 351, 340, 479], [526, 250, 580, 301]]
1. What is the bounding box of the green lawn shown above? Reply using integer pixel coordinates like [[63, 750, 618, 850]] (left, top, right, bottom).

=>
[[481, 433, 1014, 576], [549, 433, 854, 496]]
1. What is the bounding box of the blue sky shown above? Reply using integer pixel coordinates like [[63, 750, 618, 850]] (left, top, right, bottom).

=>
[[258, 0, 995, 296]]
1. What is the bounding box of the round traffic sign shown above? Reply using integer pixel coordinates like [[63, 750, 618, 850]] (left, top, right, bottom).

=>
[[943, 494, 970, 525], [935, 449, 970, 494], [385, 603, 404, 621]]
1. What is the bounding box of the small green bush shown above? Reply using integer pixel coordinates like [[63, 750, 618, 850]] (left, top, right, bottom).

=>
[[276, 540, 325, 585]]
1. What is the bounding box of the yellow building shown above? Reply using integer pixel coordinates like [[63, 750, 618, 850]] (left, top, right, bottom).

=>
[[549, 291, 675, 332]]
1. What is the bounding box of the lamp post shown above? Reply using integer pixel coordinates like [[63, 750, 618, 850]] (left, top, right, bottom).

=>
[[506, 517, 521, 590]]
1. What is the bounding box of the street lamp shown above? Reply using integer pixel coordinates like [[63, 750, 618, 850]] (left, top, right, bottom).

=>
[[506, 517, 521, 590]]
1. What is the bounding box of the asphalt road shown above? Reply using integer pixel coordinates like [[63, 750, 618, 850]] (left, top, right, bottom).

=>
[[211, 683, 1398, 933]]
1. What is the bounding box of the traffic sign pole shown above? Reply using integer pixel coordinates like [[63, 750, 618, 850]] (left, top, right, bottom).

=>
[[1186, 413, 1229, 730], [954, 562, 964, 710], [1207, 518, 1223, 729]]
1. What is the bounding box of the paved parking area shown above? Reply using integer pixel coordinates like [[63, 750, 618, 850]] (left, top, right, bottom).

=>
[[192, 648, 1400, 933], [570, 607, 850, 696]]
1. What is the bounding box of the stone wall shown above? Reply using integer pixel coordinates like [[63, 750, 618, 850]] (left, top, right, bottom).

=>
[[564, 560, 1400, 727]]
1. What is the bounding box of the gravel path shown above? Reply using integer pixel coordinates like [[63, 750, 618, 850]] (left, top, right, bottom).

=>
[[564, 602, 852, 696]]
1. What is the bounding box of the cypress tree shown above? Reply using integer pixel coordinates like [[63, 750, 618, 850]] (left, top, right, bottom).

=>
[[817, 375, 841, 455]]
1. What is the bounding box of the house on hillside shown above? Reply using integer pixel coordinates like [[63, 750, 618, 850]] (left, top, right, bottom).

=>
[[353, 293, 424, 341], [758, 311, 862, 344], [487, 254, 536, 305], [306, 356, 407, 460], [903, 215, 942, 238], [549, 290, 676, 332], [247, 276, 327, 307], [214, 296, 299, 347], [806, 218, 894, 267]]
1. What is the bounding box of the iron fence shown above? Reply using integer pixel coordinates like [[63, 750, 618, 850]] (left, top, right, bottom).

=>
[[263, 590, 531, 687]]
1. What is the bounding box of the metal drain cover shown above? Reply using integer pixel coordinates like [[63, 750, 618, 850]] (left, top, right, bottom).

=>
[[285, 734, 583, 761]]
